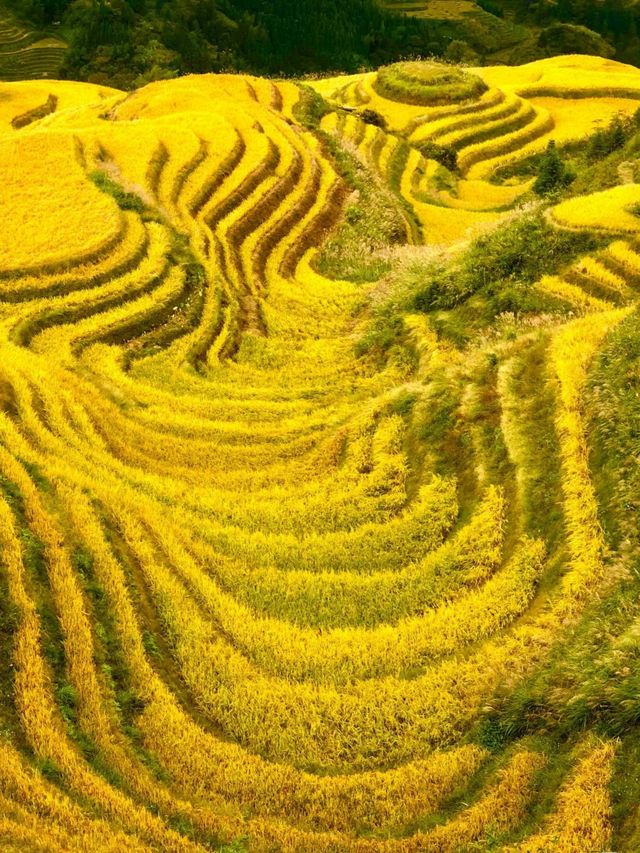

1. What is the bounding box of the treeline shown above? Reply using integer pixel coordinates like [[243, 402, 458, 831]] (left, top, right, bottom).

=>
[[4, 0, 441, 88], [8, 0, 640, 90], [509, 0, 640, 64], [523, 0, 637, 37]]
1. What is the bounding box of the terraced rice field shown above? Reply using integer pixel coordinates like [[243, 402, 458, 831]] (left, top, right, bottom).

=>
[[1, 54, 640, 851], [379, 0, 528, 57], [381, 0, 490, 20], [0, 7, 66, 81]]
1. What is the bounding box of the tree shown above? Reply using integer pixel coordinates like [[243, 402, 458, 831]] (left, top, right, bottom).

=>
[[537, 22, 615, 57], [610, 115, 628, 150], [419, 141, 458, 173], [445, 39, 479, 64], [533, 140, 575, 196], [586, 112, 638, 161], [358, 109, 387, 130]]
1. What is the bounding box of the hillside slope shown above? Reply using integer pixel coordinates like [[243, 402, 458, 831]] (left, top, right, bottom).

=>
[[0, 3, 66, 80], [380, 0, 532, 60], [0, 0, 437, 87], [2, 54, 640, 852], [0, 0, 631, 89]]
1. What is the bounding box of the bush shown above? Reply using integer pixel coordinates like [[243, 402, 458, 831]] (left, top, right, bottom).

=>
[[413, 269, 462, 312], [292, 85, 330, 130], [412, 212, 600, 312], [355, 312, 405, 359], [587, 111, 640, 162], [476, 0, 505, 18], [358, 108, 387, 129], [418, 141, 458, 173], [533, 140, 575, 196], [444, 40, 480, 64], [537, 23, 615, 59]]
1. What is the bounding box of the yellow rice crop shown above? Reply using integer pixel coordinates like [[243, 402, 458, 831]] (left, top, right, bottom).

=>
[[0, 132, 123, 274], [550, 184, 640, 233], [0, 54, 638, 852], [537, 275, 613, 312], [508, 742, 615, 853]]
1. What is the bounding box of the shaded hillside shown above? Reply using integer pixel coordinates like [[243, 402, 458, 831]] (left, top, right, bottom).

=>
[[0, 3, 66, 80], [1, 0, 439, 87], [380, 0, 531, 62], [505, 0, 640, 65], [3, 0, 639, 87], [382, 0, 632, 63]]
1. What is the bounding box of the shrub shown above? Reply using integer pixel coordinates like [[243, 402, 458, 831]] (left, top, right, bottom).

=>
[[292, 84, 330, 129], [587, 111, 640, 161], [533, 140, 575, 196], [445, 40, 480, 64], [413, 212, 599, 312], [537, 23, 615, 59], [418, 140, 458, 173], [477, 0, 505, 17], [358, 108, 387, 129]]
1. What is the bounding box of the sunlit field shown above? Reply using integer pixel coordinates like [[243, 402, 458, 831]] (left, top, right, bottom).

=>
[[1, 52, 640, 852]]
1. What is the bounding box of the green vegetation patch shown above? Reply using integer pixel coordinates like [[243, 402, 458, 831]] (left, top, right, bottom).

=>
[[89, 170, 146, 213], [374, 60, 487, 106], [314, 129, 408, 283], [412, 211, 602, 316]]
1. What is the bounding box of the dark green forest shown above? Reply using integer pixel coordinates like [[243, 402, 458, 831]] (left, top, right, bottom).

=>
[[508, 0, 640, 65], [3, 0, 443, 87], [4, 0, 640, 89]]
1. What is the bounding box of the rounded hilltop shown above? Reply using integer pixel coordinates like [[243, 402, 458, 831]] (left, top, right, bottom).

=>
[[375, 60, 488, 105]]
